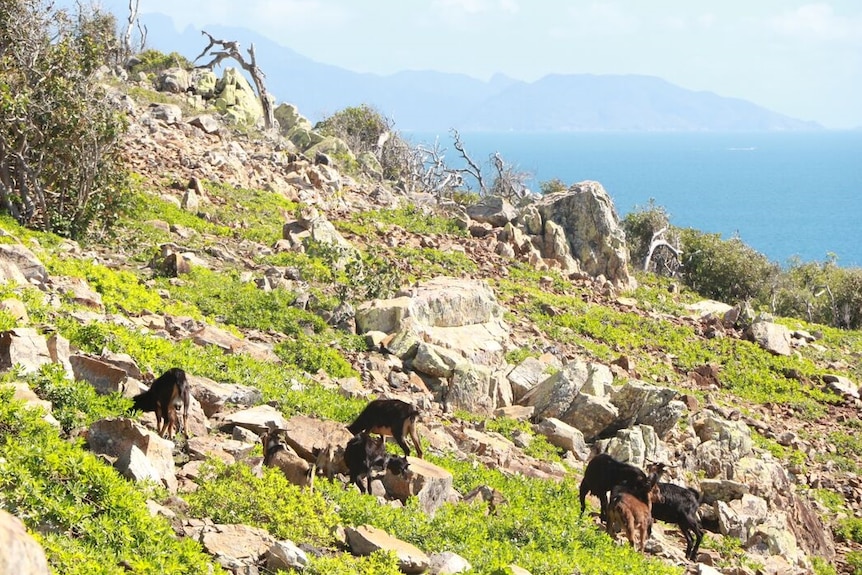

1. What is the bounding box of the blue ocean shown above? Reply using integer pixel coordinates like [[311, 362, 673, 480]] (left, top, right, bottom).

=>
[[405, 132, 862, 268]]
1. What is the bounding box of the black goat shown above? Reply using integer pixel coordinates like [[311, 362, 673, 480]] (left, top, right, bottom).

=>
[[651, 482, 704, 561], [132, 367, 190, 438], [579, 453, 654, 520], [347, 398, 423, 458], [344, 431, 410, 494]]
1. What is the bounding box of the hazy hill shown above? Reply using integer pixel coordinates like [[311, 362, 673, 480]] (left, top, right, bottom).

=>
[[139, 14, 821, 132]]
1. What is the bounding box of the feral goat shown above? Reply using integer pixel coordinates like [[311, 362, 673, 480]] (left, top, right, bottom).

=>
[[347, 398, 423, 458], [607, 476, 663, 552], [260, 429, 312, 488], [344, 431, 410, 494], [579, 453, 659, 520], [132, 367, 190, 438], [651, 482, 704, 561]]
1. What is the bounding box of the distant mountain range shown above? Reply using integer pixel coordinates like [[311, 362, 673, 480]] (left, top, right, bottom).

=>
[[140, 14, 822, 133]]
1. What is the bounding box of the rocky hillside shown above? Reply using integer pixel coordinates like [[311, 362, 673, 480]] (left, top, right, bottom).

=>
[[1, 66, 861, 575]]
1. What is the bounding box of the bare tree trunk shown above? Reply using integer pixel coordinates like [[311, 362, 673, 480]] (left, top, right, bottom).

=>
[[194, 31, 275, 131], [122, 0, 138, 59], [643, 227, 682, 275], [121, 0, 146, 60], [450, 128, 486, 193]]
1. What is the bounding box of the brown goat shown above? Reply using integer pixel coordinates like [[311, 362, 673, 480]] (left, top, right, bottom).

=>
[[347, 398, 423, 458], [260, 429, 311, 488], [607, 479, 663, 552]]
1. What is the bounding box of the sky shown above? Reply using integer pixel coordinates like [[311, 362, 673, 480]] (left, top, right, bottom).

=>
[[87, 0, 862, 129]]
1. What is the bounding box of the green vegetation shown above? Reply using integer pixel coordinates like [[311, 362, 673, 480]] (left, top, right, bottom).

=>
[[313, 457, 681, 575], [678, 227, 779, 304], [128, 49, 192, 76], [539, 178, 568, 195], [187, 461, 341, 545], [2, 7, 862, 572], [623, 201, 862, 330], [837, 517, 862, 545], [315, 104, 404, 178], [483, 416, 563, 462], [0, 387, 223, 574], [29, 364, 133, 433], [847, 551, 862, 575], [337, 205, 468, 237], [0, 1, 131, 239]]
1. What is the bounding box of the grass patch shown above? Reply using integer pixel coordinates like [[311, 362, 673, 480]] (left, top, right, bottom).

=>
[[337, 205, 467, 237], [316, 455, 681, 575], [55, 317, 364, 422], [0, 388, 223, 575]]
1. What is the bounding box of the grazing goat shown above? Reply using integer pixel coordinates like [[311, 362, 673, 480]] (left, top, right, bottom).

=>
[[260, 429, 312, 488], [651, 483, 704, 561], [607, 477, 663, 552], [347, 398, 423, 458], [579, 453, 652, 520], [132, 367, 190, 438], [343, 432, 410, 494]]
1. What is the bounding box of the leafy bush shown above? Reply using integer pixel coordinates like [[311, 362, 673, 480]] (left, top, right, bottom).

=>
[[319, 456, 682, 575], [47, 255, 166, 315], [539, 178, 568, 195], [678, 228, 779, 304], [771, 258, 862, 329], [301, 551, 402, 575], [274, 334, 359, 379], [30, 363, 132, 432], [847, 551, 862, 575], [315, 104, 403, 179], [186, 461, 341, 546], [812, 556, 838, 575], [338, 205, 466, 237], [622, 200, 677, 271], [836, 517, 862, 543], [55, 317, 365, 422], [0, 1, 131, 239], [129, 49, 192, 76], [157, 267, 323, 335]]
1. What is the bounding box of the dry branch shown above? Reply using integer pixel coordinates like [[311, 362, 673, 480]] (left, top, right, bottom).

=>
[[194, 31, 275, 130]]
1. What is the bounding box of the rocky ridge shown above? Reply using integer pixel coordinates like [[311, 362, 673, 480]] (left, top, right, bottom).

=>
[[0, 68, 860, 575]]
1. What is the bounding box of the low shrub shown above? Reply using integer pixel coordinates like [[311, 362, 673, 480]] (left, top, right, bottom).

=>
[[187, 461, 340, 546], [678, 228, 779, 304]]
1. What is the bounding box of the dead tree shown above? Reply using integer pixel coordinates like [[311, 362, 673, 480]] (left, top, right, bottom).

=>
[[490, 152, 532, 204], [643, 227, 682, 277], [194, 31, 275, 130], [451, 129, 486, 193], [122, 0, 147, 61], [413, 139, 463, 199]]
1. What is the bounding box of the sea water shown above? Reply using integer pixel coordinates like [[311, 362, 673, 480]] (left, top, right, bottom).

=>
[[405, 131, 862, 268]]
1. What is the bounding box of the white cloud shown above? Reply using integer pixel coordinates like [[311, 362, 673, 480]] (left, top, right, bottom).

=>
[[499, 0, 520, 15], [697, 13, 716, 29], [433, 0, 492, 14], [770, 3, 862, 43], [565, 2, 639, 36], [432, 0, 519, 15]]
